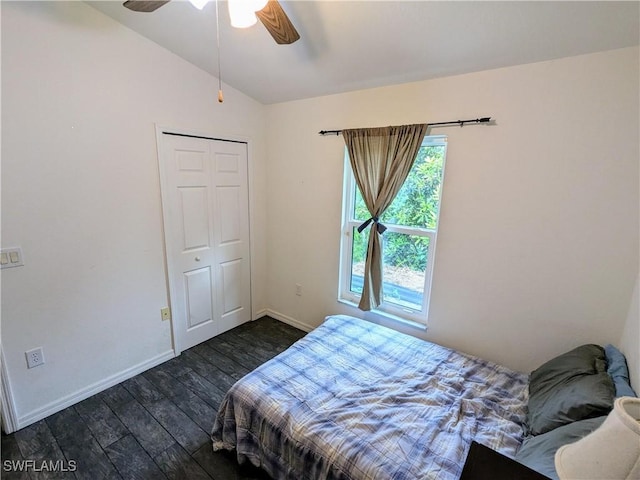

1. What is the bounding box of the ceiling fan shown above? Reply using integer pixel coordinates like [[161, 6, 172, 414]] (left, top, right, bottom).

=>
[[122, 0, 300, 45]]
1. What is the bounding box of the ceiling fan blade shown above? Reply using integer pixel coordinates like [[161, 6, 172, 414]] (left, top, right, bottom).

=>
[[256, 0, 300, 45], [122, 0, 171, 13]]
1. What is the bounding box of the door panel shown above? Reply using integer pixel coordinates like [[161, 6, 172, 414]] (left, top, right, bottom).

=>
[[184, 267, 214, 329], [178, 186, 210, 250], [220, 259, 242, 314], [217, 186, 241, 244], [159, 133, 251, 353], [176, 149, 206, 171], [215, 152, 239, 173]]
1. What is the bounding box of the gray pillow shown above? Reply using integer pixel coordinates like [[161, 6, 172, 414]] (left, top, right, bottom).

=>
[[527, 344, 614, 435], [515, 416, 606, 480], [604, 344, 637, 397]]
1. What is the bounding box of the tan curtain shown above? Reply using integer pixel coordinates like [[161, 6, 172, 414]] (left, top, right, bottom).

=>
[[342, 124, 428, 311]]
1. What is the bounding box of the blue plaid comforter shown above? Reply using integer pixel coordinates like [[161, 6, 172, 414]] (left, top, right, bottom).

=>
[[211, 315, 528, 480]]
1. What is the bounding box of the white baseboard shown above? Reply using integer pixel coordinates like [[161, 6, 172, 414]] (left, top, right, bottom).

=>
[[14, 349, 175, 431], [253, 308, 269, 320], [262, 309, 315, 333], [5, 312, 314, 433], [8, 312, 312, 432]]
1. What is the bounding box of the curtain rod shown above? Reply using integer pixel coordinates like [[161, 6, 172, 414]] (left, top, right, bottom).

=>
[[318, 117, 492, 136]]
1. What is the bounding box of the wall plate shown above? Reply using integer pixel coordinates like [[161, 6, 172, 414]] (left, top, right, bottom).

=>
[[1, 247, 24, 269]]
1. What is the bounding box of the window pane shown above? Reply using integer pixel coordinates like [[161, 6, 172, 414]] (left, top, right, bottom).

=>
[[382, 232, 429, 311], [380, 145, 445, 229], [349, 226, 368, 294], [353, 187, 368, 222]]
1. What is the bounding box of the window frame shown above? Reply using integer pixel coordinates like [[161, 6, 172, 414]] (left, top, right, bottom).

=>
[[338, 135, 448, 326]]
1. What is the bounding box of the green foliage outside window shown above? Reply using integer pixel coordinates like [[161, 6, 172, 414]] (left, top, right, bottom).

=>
[[353, 145, 445, 271]]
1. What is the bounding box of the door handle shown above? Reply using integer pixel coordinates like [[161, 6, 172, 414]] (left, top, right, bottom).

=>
[[195, 256, 201, 262]]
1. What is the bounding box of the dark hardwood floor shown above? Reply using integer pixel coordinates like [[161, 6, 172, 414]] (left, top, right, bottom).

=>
[[1, 317, 306, 480]]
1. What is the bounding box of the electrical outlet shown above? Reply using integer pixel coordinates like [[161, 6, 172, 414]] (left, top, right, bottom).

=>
[[295, 284, 302, 296], [161, 307, 171, 321], [25, 347, 45, 369]]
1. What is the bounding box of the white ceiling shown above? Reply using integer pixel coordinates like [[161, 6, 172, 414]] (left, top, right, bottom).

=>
[[88, 1, 639, 105]]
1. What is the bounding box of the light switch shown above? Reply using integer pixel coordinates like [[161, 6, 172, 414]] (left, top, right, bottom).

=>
[[1, 247, 24, 269]]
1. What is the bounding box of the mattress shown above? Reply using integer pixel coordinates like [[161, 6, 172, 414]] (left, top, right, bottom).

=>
[[211, 314, 529, 479]]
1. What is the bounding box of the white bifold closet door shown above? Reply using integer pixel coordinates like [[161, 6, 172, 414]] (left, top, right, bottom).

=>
[[158, 132, 251, 353]]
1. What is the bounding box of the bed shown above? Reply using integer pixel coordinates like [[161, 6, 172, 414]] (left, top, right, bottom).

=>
[[211, 314, 632, 479], [211, 315, 529, 479]]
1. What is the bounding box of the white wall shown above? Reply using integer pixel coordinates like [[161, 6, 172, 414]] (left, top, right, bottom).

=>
[[620, 275, 639, 392], [2, 1, 638, 433], [264, 47, 639, 373], [1, 1, 267, 429]]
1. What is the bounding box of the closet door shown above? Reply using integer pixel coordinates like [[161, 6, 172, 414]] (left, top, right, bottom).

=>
[[158, 132, 251, 353], [210, 140, 252, 334]]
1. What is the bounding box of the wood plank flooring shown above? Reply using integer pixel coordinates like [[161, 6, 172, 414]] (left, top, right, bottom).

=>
[[1, 317, 306, 480]]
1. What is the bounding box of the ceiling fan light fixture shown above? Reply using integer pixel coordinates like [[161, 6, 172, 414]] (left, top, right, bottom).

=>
[[228, 2, 257, 27], [228, 0, 268, 28], [188, 0, 210, 10]]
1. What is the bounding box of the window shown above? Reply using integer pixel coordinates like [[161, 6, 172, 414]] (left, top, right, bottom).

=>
[[339, 135, 448, 325]]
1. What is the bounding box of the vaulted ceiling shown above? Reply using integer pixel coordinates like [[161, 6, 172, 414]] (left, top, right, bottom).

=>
[[89, 1, 639, 104]]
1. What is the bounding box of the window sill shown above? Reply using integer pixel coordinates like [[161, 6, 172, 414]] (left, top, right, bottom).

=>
[[337, 298, 428, 331]]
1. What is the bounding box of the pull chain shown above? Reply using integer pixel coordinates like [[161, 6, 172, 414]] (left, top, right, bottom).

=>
[[215, 0, 224, 103]]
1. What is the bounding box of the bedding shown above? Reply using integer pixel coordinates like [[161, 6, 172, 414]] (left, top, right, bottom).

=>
[[526, 344, 615, 435], [605, 344, 637, 397], [515, 416, 606, 480], [211, 315, 529, 480], [515, 343, 633, 479]]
